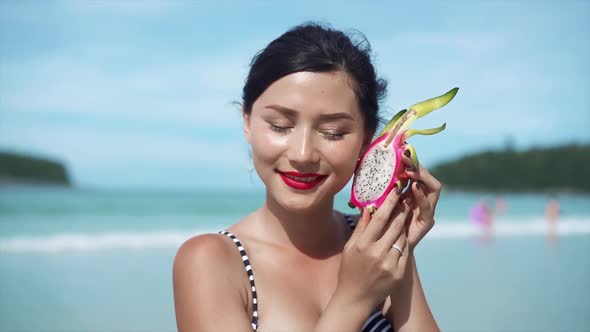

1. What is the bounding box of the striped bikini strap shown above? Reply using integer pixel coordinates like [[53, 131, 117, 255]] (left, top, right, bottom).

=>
[[219, 231, 259, 331], [344, 214, 357, 230]]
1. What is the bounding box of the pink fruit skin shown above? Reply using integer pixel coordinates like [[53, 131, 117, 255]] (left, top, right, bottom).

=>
[[349, 132, 406, 211]]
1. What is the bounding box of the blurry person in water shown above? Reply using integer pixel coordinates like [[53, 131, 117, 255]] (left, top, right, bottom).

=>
[[470, 199, 493, 243], [546, 196, 560, 246]]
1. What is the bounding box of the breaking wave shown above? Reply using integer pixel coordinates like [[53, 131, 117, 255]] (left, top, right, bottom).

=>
[[1, 218, 589, 254]]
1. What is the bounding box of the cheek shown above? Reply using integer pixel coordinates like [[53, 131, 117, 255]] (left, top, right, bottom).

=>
[[250, 125, 287, 168], [324, 139, 363, 176]]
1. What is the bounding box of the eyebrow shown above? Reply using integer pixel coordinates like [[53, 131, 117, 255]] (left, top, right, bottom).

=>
[[264, 104, 355, 122]]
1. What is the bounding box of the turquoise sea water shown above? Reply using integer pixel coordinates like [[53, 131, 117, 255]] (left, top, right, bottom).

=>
[[0, 187, 589, 332]]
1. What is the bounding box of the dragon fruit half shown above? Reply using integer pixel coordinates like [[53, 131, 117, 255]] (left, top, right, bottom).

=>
[[349, 87, 459, 214]]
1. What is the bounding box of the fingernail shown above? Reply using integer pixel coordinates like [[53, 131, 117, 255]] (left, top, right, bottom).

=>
[[403, 197, 412, 206]]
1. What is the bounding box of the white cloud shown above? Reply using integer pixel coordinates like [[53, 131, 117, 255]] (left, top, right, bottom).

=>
[[0, 51, 249, 125]]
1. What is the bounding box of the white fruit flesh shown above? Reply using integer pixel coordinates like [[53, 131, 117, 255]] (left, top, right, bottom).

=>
[[353, 142, 397, 203]]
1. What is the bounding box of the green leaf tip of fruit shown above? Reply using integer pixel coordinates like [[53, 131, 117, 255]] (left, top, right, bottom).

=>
[[377, 109, 407, 138], [404, 123, 447, 140], [408, 87, 459, 118], [405, 144, 419, 170]]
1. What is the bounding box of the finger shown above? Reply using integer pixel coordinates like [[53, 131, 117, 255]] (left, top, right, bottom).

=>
[[406, 165, 441, 207], [386, 230, 406, 263], [377, 198, 411, 252], [404, 169, 420, 181], [395, 235, 411, 278], [414, 164, 441, 195], [361, 188, 402, 242], [413, 172, 441, 210], [401, 154, 417, 172], [411, 182, 433, 218], [392, 226, 407, 251], [402, 154, 421, 182], [348, 208, 370, 244]]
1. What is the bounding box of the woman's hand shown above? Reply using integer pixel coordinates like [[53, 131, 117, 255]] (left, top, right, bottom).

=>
[[336, 189, 413, 310], [401, 153, 442, 251]]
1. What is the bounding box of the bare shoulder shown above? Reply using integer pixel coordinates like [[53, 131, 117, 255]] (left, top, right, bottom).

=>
[[174, 233, 234, 269], [173, 233, 252, 331], [173, 233, 245, 287]]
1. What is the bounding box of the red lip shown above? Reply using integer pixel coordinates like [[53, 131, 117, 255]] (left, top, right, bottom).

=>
[[277, 171, 327, 190]]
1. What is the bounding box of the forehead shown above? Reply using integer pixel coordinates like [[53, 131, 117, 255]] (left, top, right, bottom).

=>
[[253, 71, 360, 118]]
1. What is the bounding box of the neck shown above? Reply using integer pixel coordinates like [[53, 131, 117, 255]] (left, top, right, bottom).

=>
[[257, 191, 347, 259]]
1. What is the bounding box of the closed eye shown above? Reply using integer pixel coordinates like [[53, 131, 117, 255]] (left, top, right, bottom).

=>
[[269, 123, 291, 134], [321, 131, 345, 141]]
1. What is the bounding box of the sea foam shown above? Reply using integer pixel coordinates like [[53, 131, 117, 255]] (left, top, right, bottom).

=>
[[1, 218, 588, 253]]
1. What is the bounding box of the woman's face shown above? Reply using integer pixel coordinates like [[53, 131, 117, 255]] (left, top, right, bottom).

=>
[[244, 71, 370, 211]]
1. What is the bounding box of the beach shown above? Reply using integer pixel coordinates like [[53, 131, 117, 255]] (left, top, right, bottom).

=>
[[1, 188, 589, 332]]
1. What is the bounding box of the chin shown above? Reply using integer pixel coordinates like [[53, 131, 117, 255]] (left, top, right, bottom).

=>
[[272, 185, 337, 213], [277, 195, 320, 212]]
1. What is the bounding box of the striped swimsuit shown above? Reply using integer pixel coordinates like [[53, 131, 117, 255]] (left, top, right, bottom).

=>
[[219, 215, 393, 332]]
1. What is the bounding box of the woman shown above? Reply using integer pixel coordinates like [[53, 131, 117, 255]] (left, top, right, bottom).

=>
[[173, 23, 441, 332]]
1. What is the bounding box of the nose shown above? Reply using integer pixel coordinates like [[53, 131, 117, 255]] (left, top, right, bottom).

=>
[[287, 127, 320, 165]]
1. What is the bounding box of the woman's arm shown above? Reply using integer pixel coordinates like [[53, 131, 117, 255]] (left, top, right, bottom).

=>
[[314, 287, 377, 332], [383, 158, 442, 331], [387, 254, 439, 332], [317, 195, 412, 332]]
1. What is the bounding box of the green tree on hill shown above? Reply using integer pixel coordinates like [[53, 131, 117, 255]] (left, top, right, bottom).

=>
[[0, 151, 71, 186], [431, 144, 590, 192]]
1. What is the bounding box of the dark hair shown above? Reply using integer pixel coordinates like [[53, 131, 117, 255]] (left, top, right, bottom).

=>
[[242, 23, 387, 134]]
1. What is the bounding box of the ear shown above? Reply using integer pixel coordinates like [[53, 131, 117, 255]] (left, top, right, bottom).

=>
[[243, 106, 251, 144]]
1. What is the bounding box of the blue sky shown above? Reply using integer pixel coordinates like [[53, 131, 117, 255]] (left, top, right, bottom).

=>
[[1, 0, 589, 189]]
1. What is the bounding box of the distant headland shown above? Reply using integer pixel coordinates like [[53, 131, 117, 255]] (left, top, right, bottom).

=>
[[431, 143, 590, 193], [0, 151, 71, 186]]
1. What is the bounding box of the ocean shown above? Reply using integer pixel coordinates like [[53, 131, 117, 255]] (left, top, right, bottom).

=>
[[1, 187, 589, 332]]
